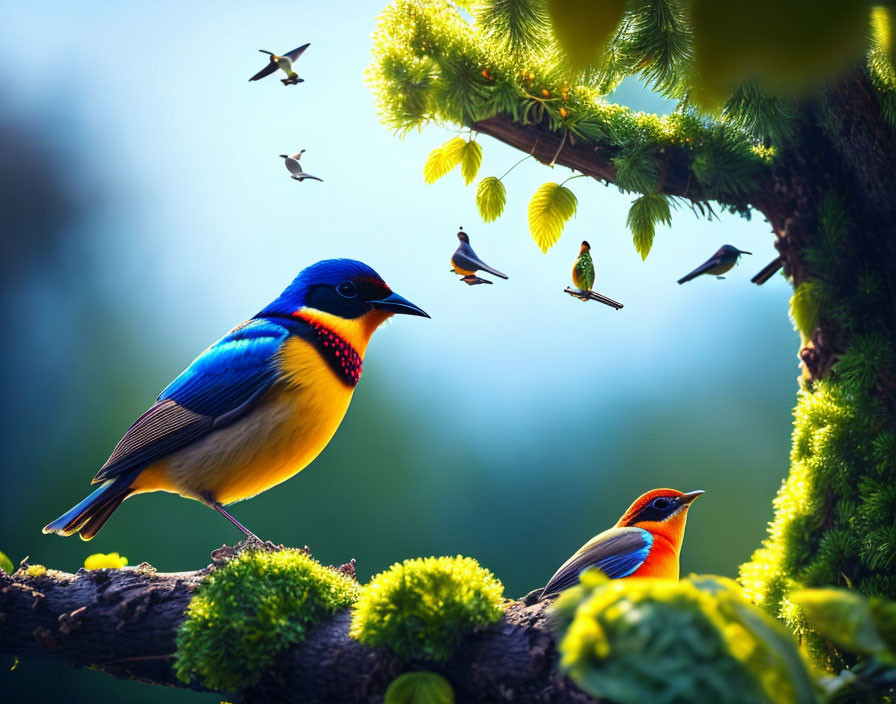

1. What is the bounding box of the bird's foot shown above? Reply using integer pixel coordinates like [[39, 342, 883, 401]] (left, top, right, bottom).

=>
[[564, 286, 589, 301], [241, 534, 281, 552], [520, 587, 546, 606], [461, 275, 492, 285]]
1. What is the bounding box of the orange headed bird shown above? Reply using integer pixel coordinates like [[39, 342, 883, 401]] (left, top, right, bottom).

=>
[[540, 488, 703, 598]]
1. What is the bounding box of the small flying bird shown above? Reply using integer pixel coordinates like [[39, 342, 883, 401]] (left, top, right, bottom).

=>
[[450, 228, 508, 285], [280, 150, 323, 182], [43, 260, 428, 541], [751, 256, 783, 285], [249, 43, 310, 85], [565, 240, 623, 310], [677, 244, 752, 284], [540, 488, 704, 598]]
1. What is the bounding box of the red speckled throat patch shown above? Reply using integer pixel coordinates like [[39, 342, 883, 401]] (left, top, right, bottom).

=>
[[296, 315, 363, 387]]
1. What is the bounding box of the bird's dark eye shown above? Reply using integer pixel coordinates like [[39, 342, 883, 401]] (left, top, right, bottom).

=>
[[651, 497, 671, 511], [337, 281, 358, 298]]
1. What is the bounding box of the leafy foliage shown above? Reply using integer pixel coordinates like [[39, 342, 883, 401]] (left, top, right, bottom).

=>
[[475, 0, 550, 55], [528, 182, 577, 252], [0, 549, 13, 574], [83, 552, 127, 570], [626, 193, 670, 260], [789, 281, 822, 344], [476, 176, 507, 222], [350, 555, 504, 662], [611, 143, 658, 194], [868, 8, 896, 128], [384, 671, 455, 704], [369, 0, 776, 256], [553, 571, 815, 704], [424, 137, 467, 184], [793, 588, 896, 661], [175, 548, 360, 691], [459, 140, 482, 185]]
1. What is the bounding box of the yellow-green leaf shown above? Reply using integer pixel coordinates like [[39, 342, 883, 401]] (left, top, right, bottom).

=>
[[547, 0, 627, 66], [789, 281, 822, 344], [0, 550, 13, 574], [528, 182, 577, 253], [626, 193, 671, 260], [476, 177, 506, 223], [423, 137, 466, 184], [84, 552, 128, 570], [460, 141, 482, 186], [384, 671, 455, 704]]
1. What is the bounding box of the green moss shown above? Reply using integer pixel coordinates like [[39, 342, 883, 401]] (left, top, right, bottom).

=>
[[554, 571, 815, 704], [24, 564, 47, 577], [367, 0, 771, 191], [174, 548, 360, 692], [384, 671, 455, 704], [350, 555, 504, 662]]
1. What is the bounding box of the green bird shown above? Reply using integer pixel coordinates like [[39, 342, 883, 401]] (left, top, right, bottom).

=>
[[568, 241, 623, 310]]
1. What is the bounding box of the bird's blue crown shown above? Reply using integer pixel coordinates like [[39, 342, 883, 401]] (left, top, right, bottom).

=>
[[259, 259, 385, 317]]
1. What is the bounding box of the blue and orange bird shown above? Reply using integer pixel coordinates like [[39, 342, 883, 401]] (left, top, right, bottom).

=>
[[43, 260, 429, 541], [450, 228, 508, 286], [539, 488, 703, 598]]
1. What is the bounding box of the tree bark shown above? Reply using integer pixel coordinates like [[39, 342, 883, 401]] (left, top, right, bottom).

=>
[[0, 557, 593, 703]]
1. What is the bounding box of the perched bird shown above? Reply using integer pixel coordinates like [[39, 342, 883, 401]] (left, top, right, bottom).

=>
[[450, 228, 508, 285], [280, 150, 323, 182], [677, 245, 752, 284], [44, 260, 428, 541], [751, 256, 783, 285], [540, 488, 704, 598], [249, 44, 310, 85], [567, 241, 623, 310]]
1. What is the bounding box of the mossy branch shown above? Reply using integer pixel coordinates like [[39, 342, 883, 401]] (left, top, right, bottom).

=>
[[0, 550, 591, 703]]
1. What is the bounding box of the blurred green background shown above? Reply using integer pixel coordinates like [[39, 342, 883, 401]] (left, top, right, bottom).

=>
[[1, 1, 796, 700]]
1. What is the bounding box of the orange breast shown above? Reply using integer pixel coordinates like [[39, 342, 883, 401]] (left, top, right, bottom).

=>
[[628, 534, 679, 579]]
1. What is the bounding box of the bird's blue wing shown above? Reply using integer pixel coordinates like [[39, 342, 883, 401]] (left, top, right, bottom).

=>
[[91, 318, 289, 483], [249, 61, 278, 82], [542, 527, 653, 595], [283, 43, 310, 62]]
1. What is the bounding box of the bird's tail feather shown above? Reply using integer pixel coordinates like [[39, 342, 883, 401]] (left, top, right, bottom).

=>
[[43, 475, 134, 540], [751, 257, 783, 285], [479, 264, 508, 279], [677, 267, 706, 285], [588, 291, 624, 309]]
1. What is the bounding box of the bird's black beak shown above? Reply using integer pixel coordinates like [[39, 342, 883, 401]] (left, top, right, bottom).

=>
[[738, 250, 753, 255], [680, 490, 705, 505], [371, 292, 430, 318], [278, 154, 288, 159]]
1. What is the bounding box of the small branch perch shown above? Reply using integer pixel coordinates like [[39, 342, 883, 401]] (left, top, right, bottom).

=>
[[0, 552, 594, 703]]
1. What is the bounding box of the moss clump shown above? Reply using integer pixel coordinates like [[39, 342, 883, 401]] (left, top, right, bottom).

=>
[[350, 555, 504, 661], [174, 548, 360, 692], [384, 671, 455, 704], [24, 564, 47, 577], [84, 552, 127, 570], [554, 571, 815, 704]]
